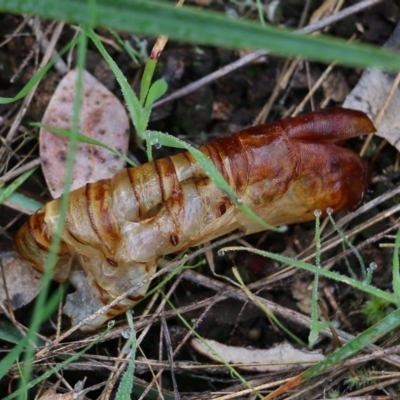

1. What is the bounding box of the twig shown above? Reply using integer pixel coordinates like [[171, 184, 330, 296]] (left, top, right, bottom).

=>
[[0, 158, 41, 184], [1, 20, 65, 158], [28, 18, 68, 75], [162, 317, 181, 400], [153, 0, 383, 109], [181, 270, 400, 369]]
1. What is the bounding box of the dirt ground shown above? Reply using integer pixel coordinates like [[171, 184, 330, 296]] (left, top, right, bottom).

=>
[[2, 1, 400, 399]]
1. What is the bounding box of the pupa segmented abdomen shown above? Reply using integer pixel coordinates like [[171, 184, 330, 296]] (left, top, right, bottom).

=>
[[15, 108, 375, 330]]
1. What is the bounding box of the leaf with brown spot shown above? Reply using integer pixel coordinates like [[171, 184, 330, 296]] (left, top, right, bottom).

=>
[[40, 69, 130, 198]]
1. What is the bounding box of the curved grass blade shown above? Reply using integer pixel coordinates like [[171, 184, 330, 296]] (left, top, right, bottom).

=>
[[0, 188, 43, 214], [221, 247, 397, 305], [1, 0, 400, 71], [146, 130, 283, 233], [115, 312, 136, 399], [2, 321, 115, 400], [0, 168, 37, 205], [0, 284, 64, 380], [32, 123, 136, 167], [261, 307, 400, 400], [0, 37, 77, 104]]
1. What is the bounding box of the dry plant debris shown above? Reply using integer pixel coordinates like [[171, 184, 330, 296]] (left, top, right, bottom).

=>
[[344, 22, 400, 154], [40, 69, 130, 198], [0, 251, 41, 312], [190, 338, 324, 372], [1, 1, 400, 399], [15, 108, 374, 331]]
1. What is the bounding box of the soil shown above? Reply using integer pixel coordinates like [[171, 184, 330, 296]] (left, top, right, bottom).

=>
[[1, 1, 400, 399]]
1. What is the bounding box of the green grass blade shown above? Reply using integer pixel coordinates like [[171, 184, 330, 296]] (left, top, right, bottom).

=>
[[303, 306, 400, 379], [393, 229, 400, 298], [3, 322, 115, 400], [146, 130, 282, 233], [0, 64, 48, 104], [139, 257, 202, 307], [86, 28, 144, 136], [267, 306, 400, 399], [140, 59, 157, 105], [309, 210, 322, 347], [116, 312, 137, 400], [232, 267, 306, 347], [165, 296, 261, 398], [0, 321, 25, 345], [0, 285, 63, 380], [0, 36, 77, 104], [2, 0, 400, 71], [221, 246, 397, 305], [108, 29, 144, 65], [0, 168, 37, 204], [0, 188, 43, 213], [328, 210, 367, 279], [0, 338, 29, 381], [32, 123, 136, 167], [16, 30, 89, 399]]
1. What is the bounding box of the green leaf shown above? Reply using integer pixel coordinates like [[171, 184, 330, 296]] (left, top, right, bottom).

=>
[[145, 79, 168, 108], [140, 59, 157, 105]]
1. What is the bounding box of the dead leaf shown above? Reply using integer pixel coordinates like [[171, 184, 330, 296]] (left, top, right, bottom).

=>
[[38, 380, 88, 400], [310, 0, 339, 23], [343, 22, 400, 151], [211, 100, 234, 120], [322, 71, 349, 103], [291, 279, 313, 315], [190, 338, 324, 372], [40, 69, 130, 198], [38, 388, 74, 400], [0, 251, 41, 312]]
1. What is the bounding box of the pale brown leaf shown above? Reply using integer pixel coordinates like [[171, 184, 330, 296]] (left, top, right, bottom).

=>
[[40, 69, 130, 198], [38, 380, 88, 400], [190, 338, 324, 372], [343, 22, 400, 152], [0, 251, 41, 312]]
